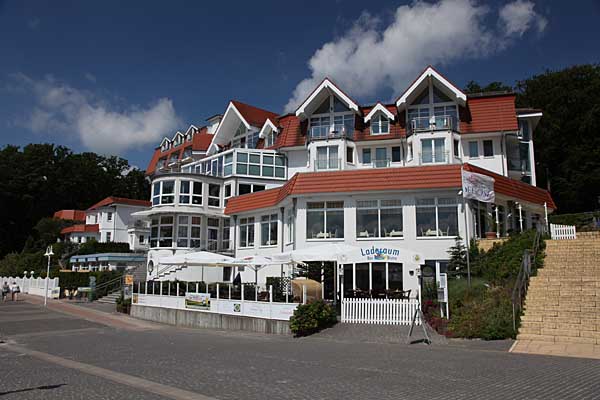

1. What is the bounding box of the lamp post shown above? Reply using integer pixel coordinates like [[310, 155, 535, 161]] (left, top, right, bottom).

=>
[[44, 246, 54, 307]]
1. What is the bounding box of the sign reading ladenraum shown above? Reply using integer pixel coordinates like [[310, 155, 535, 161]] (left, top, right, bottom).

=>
[[185, 292, 211, 310], [462, 170, 495, 203]]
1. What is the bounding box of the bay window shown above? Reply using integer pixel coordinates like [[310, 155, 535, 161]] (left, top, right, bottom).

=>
[[150, 216, 174, 247], [416, 197, 458, 237], [207, 218, 219, 251], [208, 184, 221, 207], [179, 181, 202, 205], [176, 215, 201, 248], [239, 217, 255, 248], [306, 201, 344, 239], [260, 214, 278, 246], [356, 200, 403, 239], [371, 114, 390, 135], [152, 180, 175, 205]]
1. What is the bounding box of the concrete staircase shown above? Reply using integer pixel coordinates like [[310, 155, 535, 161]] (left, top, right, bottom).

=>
[[517, 232, 600, 345], [96, 290, 122, 304]]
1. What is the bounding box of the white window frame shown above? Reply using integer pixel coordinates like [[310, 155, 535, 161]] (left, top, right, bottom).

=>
[[207, 218, 220, 251], [176, 215, 201, 248], [150, 215, 174, 248], [483, 139, 494, 158], [239, 217, 255, 248], [107, 212, 113, 222], [152, 180, 175, 205], [468, 141, 479, 158], [370, 113, 390, 135], [356, 199, 403, 239], [207, 183, 221, 208], [421, 138, 446, 164], [285, 208, 294, 245], [260, 213, 278, 247], [306, 201, 344, 240], [407, 82, 458, 132], [416, 197, 458, 238], [316, 145, 339, 170], [308, 95, 355, 138]]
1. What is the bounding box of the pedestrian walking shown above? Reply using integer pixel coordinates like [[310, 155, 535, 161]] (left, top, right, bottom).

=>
[[1, 282, 9, 301], [10, 282, 20, 301]]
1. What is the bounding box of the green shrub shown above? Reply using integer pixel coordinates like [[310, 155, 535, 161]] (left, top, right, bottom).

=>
[[549, 211, 600, 231], [115, 294, 131, 313], [289, 300, 337, 337], [76, 241, 131, 255]]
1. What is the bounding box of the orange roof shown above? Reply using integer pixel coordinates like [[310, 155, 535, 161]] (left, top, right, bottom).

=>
[[87, 196, 151, 211], [461, 94, 519, 134], [145, 127, 214, 175], [231, 100, 278, 128], [225, 164, 555, 215], [61, 224, 99, 234], [53, 210, 86, 222]]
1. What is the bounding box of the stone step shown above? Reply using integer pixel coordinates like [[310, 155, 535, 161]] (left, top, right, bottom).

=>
[[517, 333, 600, 345]]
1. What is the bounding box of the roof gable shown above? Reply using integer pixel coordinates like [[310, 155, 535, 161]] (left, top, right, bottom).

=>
[[295, 78, 360, 119], [364, 102, 396, 122], [396, 66, 466, 109]]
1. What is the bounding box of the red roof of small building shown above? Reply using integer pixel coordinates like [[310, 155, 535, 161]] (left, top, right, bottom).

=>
[[53, 210, 86, 222], [225, 164, 555, 215], [87, 196, 151, 211], [60, 224, 99, 235]]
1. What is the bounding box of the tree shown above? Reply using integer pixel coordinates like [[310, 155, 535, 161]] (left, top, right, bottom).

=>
[[447, 237, 467, 277], [516, 64, 600, 213], [464, 81, 513, 94]]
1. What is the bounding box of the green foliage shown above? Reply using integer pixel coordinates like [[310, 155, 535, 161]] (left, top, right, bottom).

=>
[[464, 81, 513, 94], [516, 64, 600, 213], [57, 271, 122, 291], [0, 143, 149, 258], [448, 285, 514, 340], [0, 251, 45, 277], [289, 300, 337, 337], [471, 230, 542, 284], [549, 211, 600, 231], [76, 240, 131, 255], [116, 294, 132, 313], [447, 236, 467, 277], [266, 277, 286, 302]]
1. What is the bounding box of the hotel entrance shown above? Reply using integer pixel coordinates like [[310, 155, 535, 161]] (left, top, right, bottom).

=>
[[341, 262, 409, 300]]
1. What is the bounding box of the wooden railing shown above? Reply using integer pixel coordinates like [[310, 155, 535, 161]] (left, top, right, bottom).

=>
[[550, 223, 577, 240], [511, 230, 542, 332]]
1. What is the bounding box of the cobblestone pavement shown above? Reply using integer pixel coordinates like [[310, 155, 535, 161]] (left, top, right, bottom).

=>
[[2, 300, 600, 400]]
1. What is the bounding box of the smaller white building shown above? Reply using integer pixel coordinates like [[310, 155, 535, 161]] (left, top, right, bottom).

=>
[[60, 196, 151, 250]]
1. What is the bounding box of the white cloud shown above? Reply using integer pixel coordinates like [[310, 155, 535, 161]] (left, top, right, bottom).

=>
[[499, 0, 547, 37], [285, 0, 548, 112], [11, 73, 181, 155], [84, 72, 97, 83]]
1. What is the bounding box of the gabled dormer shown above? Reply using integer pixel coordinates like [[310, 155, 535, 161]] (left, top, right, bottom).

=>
[[295, 78, 360, 141], [172, 131, 184, 147], [160, 137, 171, 152], [364, 103, 395, 135], [184, 125, 198, 142], [210, 101, 277, 153], [259, 118, 279, 148], [396, 66, 466, 135]]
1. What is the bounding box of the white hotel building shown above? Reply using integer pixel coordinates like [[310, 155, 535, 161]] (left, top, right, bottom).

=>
[[142, 66, 555, 298]]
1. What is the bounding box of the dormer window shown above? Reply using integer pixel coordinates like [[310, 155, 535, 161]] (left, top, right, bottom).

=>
[[160, 140, 171, 152], [265, 131, 276, 147], [308, 95, 355, 140], [407, 83, 458, 133], [371, 114, 390, 135]]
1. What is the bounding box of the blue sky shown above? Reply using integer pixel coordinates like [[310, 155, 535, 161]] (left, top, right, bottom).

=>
[[1, 0, 599, 168]]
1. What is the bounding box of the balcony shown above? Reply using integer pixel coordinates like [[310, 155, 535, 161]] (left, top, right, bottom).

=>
[[408, 115, 458, 135], [419, 151, 449, 165], [309, 126, 354, 142], [372, 158, 390, 168], [314, 158, 341, 171]]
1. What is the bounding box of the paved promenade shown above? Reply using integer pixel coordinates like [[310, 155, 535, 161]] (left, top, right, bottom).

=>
[[1, 298, 599, 400]]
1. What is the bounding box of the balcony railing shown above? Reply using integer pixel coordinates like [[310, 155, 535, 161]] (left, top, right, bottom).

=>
[[309, 126, 354, 141], [419, 151, 449, 165], [408, 115, 458, 135], [314, 158, 342, 171], [372, 158, 390, 168]]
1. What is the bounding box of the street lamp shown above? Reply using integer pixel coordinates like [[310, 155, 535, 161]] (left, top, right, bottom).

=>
[[44, 246, 54, 307]]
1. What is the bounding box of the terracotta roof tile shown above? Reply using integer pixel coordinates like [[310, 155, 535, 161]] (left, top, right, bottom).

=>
[[231, 100, 278, 128], [53, 210, 86, 222], [225, 164, 555, 215], [61, 224, 99, 234], [461, 94, 518, 133], [87, 196, 151, 211], [146, 127, 214, 175]]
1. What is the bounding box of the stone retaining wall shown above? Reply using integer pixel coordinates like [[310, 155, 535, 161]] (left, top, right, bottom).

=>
[[131, 304, 291, 335]]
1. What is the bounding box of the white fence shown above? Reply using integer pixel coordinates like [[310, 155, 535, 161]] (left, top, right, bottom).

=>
[[341, 298, 420, 325], [0, 276, 59, 298], [550, 223, 577, 240], [134, 292, 299, 321]]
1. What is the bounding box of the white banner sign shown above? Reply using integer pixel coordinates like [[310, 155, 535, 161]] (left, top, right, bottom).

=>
[[462, 170, 495, 203]]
